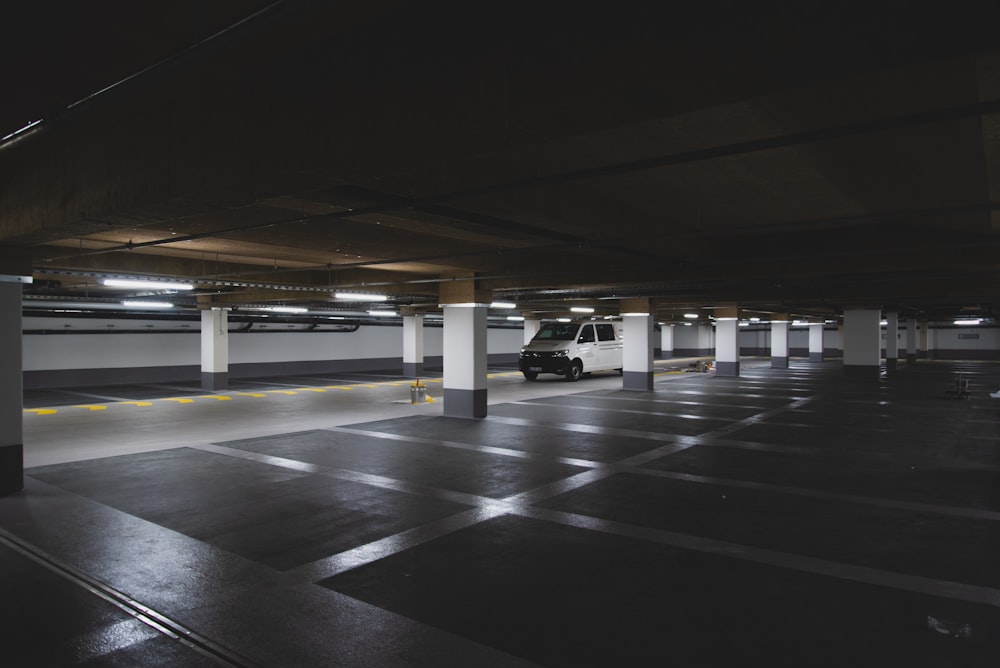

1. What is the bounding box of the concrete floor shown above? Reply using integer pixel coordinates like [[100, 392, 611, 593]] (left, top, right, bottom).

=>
[[2, 358, 999, 666]]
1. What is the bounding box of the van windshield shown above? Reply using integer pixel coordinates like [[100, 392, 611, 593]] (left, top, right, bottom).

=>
[[533, 323, 578, 341]]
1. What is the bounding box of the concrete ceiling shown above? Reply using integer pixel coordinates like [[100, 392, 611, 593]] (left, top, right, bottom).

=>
[[4, 2, 1000, 323]]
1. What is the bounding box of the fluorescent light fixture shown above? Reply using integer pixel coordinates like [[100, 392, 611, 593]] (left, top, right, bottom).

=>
[[260, 306, 308, 314], [570, 306, 594, 313], [121, 300, 173, 309], [557, 317, 571, 323], [880, 320, 888, 326], [739, 322, 749, 327], [334, 292, 388, 301], [683, 322, 693, 326], [621, 312, 649, 317], [683, 313, 698, 319], [954, 318, 982, 325], [792, 320, 805, 326], [507, 315, 525, 321], [716, 317, 737, 321], [104, 278, 193, 291], [749, 317, 760, 322], [368, 310, 397, 317], [490, 301, 516, 309]]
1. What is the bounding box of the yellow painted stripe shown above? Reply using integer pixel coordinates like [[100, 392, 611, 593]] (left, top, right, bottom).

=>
[[325, 386, 354, 390], [355, 384, 378, 388], [297, 388, 326, 393], [235, 393, 267, 398], [121, 401, 153, 407], [162, 398, 194, 404], [267, 390, 298, 395], [24, 408, 57, 415], [74, 405, 108, 411], [197, 395, 232, 400]]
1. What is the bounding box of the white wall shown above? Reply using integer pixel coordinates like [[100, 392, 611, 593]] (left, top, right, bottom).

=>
[[23, 321, 526, 371]]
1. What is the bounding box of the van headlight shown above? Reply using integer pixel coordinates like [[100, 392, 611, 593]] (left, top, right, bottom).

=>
[[552, 350, 568, 357]]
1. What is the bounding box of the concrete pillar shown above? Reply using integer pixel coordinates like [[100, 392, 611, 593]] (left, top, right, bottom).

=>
[[621, 297, 654, 390], [200, 309, 229, 391], [714, 307, 740, 377], [843, 308, 882, 381], [402, 314, 424, 377], [837, 323, 845, 356], [919, 320, 930, 359], [808, 323, 824, 362], [523, 318, 540, 345], [0, 277, 24, 495], [442, 305, 488, 418], [660, 323, 674, 359], [770, 315, 789, 369], [884, 311, 899, 373], [906, 317, 917, 364]]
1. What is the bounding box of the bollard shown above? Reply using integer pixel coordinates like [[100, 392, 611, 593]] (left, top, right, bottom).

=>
[[410, 379, 428, 404]]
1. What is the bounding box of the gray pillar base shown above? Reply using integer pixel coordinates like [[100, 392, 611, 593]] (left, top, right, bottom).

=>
[[443, 388, 487, 418], [659, 351, 674, 359], [0, 443, 23, 496], [201, 372, 229, 391], [770, 356, 789, 369], [809, 352, 823, 362], [402, 362, 424, 377], [844, 364, 880, 381], [622, 370, 654, 391], [906, 354, 916, 364], [715, 361, 740, 377], [886, 358, 897, 373]]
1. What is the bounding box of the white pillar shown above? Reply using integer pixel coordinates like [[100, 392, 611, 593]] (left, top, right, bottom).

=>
[[623, 314, 654, 390], [660, 324, 674, 359], [0, 278, 24, 495], [402, 314, 424, 377], [884, 311, 899, 373], [201, 309, 229, 390], [523, 318, 540, 345], [808, 323, 824, 362], [920, 320, 930, 359], [843, 308, 881, 381], [770, 319, 789, 369], [837, 323, 845, 356], [715, 317, 740, 377], [906, 317, 917, 363], [443, 304, 488, 417]]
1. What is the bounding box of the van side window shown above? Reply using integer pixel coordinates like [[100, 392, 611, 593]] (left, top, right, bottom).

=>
[[577, 325, 596, 343], [596, 324, 616, 341]]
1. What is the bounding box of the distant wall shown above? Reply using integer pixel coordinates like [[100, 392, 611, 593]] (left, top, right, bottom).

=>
[[22, 318, 524, 388]]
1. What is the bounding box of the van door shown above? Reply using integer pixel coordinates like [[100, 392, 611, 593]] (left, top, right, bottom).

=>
[[575, 324, 597, 368], [595, 323, 622, 370]]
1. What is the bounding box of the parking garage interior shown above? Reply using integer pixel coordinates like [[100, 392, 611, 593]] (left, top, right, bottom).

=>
[[3, 3, 1000, 666]]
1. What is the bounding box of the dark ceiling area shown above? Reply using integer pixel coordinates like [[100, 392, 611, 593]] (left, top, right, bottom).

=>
[[3, 1, 1000, 324]]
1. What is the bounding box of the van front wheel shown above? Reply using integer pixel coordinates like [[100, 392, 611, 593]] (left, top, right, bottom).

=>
[[522, 370, 538, 380], [565, 360, 583, 382]]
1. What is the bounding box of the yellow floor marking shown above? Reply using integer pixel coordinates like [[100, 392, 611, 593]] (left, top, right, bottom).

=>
[[121, 401, 153, 407], [355, 384, 378, 388], [325, 386, 354, 390], [198, 395, 232, 400], [424, 378, 443, 383], [383, 383, 402, 387], [162, 398, 194, 404], [24, 408, 57, 415], [74, 405, 108, 411], [297, 388, 326, 393], [267, 390, 298, 395], [235, 393, 267, 398]]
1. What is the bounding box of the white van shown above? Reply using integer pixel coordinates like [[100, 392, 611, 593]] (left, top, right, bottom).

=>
[[519, 320, 623, 381]]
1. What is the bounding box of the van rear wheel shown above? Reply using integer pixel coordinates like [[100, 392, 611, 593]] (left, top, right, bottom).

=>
[[565, 360, 583, 382]]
